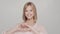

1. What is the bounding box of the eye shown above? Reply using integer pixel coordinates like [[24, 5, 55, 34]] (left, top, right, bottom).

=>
[[30, 10, 32, 12], [25, 10, 28, 12]]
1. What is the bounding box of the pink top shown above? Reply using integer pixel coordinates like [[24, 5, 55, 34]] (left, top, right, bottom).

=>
[[14, 23, 40, 34]]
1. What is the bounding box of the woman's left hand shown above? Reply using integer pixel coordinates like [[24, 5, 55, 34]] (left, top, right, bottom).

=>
[[24, 23, 40, 34], [22, 23, 48, 34]]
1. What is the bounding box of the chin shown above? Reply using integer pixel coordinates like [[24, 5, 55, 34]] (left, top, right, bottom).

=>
[[27, 18, 31, 19], [27, 17, 32, 19]]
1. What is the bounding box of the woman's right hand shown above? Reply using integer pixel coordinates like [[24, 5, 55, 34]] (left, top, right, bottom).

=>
[[3, 23, 22, 34], [18, 23, 31, 32], [20, 23, 29, 28]]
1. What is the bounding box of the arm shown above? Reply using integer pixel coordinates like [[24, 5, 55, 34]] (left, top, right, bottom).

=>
[[39, 25, 48, 34], [25, 24, 48, 34], [24, 24, 40, 34], [3, 23, 22, 34], [31, 25, 48, 34]]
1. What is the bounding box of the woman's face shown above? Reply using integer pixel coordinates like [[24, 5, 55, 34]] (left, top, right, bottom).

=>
[[25, 5, 34, 20]]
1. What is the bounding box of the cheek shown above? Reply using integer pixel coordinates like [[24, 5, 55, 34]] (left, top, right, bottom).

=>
[[30, 12, 34, 16], [25, 12, 28, 16], [25, 11, 34, 17]]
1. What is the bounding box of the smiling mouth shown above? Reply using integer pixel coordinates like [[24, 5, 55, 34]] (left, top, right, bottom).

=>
[[27, 14, 32, 16]]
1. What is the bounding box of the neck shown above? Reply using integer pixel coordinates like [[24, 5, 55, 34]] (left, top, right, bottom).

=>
[[26, 18, 35, 26], [27, 18, 33, 22]]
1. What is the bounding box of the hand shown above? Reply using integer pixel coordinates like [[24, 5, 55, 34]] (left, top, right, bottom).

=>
[[24, 23, 40, 34], [21, 23, 29, 28], [18, 23, 40, 34], [20, 23, 32, 32]]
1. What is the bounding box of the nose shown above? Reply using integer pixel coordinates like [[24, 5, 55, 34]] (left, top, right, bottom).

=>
[[28, 10, 31, 13]]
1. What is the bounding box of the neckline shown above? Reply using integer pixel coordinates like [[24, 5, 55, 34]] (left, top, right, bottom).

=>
[[32, 22, 37, 27], [22, 21, 37, 27]]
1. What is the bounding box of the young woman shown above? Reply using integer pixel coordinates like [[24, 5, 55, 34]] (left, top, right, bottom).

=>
[[3, 2, 48, 34]]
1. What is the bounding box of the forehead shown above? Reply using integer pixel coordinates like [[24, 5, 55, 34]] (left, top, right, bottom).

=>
[[26, 5, 33, 10]]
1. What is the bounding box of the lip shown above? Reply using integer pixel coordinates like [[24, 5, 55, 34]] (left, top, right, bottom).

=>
[[27, 15, 32, 17], [28, 14, 32, 16]]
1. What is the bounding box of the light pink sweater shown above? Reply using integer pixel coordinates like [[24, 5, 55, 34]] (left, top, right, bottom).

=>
[[14, 23, 47, 34], [14, 23, 39, 34]]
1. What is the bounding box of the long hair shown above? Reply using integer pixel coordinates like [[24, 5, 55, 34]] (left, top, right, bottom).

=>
[[23, 2, 37, 23]]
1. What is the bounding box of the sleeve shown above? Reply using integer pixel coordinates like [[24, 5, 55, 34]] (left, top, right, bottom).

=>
[[39, 31, 48, 34], [39, 25, 48, 34]]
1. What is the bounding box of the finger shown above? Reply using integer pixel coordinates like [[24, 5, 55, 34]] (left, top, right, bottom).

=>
[[25, 24, 32, 29]]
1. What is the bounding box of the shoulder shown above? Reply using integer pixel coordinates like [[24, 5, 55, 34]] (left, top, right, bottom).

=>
[[37, 24, 46, 31], [36, 23, 43, 28], [40, 25, 48, 34], [39, 24, 48, 33], [36, 23, 48, 34]]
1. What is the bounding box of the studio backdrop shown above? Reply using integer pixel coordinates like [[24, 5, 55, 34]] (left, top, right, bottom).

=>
[[0, 0, 60, 34]]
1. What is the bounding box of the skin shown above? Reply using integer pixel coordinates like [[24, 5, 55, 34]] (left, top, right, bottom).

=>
[[3, 5, 47, 34]]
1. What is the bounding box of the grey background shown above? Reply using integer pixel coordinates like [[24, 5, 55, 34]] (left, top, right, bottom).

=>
[[0, 0, 60, 34]]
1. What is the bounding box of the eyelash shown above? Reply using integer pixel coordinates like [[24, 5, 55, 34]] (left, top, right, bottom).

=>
[[30, 10, 32, 11], [25, 10, 27, 12]]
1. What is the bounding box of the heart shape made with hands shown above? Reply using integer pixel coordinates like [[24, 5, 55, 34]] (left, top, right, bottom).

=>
[[21, 23, 29, 28]]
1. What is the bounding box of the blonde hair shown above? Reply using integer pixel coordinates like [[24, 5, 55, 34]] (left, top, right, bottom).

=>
[[23, 2, 37, 23]]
